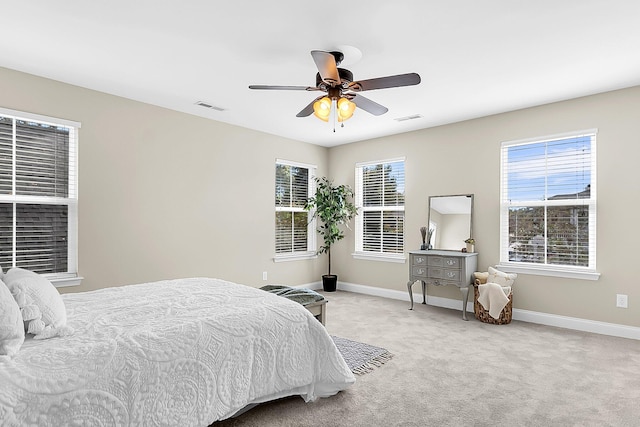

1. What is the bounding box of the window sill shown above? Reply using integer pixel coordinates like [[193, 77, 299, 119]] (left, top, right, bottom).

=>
[[47, 274, 84, 288], [273, 252, 318, 263], [352, 252, 406, 263], [496, 263, 600, 281]]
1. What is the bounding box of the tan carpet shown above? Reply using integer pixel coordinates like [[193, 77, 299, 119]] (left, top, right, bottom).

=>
[[213, 290, 640, 427]]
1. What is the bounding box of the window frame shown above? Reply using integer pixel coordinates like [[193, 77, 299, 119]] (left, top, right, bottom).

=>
[[273, 159, 317, 262], [0, 107, 81, 287], [497, 129, 599, 280], [353, 157, 406, 263]]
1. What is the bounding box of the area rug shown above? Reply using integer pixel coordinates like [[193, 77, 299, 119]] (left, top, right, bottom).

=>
[[331, 336, 393, 375]]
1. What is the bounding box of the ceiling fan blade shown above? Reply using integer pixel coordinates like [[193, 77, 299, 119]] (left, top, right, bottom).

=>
[[311, 50, 341, 86], [296, 96, 324, 117], [351, 94, 388, 116], [249, 85, 320, 91], [348, 73, 421, 92]]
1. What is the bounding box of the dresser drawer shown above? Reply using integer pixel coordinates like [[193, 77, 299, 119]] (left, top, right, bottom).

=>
[[411, 266, 428, 278], [411, 255, 427, 266], [428, 268, 461, 282], [428, 256, 460, 269]]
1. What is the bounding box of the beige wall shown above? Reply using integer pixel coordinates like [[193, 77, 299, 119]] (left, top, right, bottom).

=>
[[2, 65, 638, 328], [328, 85, 640, 328], [0, 67, 328, 292]]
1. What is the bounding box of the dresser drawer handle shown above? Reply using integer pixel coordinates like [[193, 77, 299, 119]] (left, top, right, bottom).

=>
[[446, 271, 456, 278]]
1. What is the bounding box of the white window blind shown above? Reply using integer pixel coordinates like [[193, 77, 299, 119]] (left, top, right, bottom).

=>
[[500, 130, 597, 273], [275, 160, 316, 257], [355, 158, 405, 255], [0, 108, 79, 279]]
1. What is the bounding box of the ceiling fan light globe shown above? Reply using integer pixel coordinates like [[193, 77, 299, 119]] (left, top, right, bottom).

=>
[[313, 97, 332, 122], [337, 97, 356, 122]]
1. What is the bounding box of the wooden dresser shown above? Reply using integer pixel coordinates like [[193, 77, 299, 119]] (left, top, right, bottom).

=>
[[407, 250, 478, 320]]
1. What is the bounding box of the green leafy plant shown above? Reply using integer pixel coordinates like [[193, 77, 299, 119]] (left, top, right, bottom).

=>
[[305, 176, 358, 276]]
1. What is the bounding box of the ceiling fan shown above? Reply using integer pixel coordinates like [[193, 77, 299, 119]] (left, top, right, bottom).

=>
[[249, 50, 421, 124]]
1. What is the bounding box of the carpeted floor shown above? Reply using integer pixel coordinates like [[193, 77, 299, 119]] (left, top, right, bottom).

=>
[[213, 290, 640, 427]]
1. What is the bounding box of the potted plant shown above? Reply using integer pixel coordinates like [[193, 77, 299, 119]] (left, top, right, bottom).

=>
[[305, 176, 358, 291]]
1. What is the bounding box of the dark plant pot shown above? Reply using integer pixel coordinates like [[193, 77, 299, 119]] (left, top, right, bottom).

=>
[[322, 275, 337, 292]]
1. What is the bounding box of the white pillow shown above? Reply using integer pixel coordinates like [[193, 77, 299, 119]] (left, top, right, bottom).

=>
[[0, 278, 24, 356], [488, 266, 517, 287], [3, 268, 72, 340]]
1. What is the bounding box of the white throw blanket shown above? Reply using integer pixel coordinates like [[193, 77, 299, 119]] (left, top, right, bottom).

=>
[[477, 282, 511, 319]]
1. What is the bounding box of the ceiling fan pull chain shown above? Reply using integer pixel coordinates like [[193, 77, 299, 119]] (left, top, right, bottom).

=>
[[333, 100, 337, 132]]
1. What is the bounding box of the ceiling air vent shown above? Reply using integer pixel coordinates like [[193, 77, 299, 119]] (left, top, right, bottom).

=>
[[195, 101, 226, 112], [394, 114, 423, 122]]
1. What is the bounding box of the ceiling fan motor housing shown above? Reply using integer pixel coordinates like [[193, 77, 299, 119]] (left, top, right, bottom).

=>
[[315, 68, 354, 88]]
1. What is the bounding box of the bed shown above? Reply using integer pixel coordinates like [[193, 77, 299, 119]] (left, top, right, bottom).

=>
[[0, 275, 355, 426]]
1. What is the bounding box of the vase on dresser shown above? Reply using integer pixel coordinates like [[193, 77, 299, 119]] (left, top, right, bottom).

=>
[[466, 243, 474, 253]]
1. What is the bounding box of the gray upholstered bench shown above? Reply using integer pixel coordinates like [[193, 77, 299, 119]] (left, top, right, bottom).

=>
[[260, 285, 327, 325]]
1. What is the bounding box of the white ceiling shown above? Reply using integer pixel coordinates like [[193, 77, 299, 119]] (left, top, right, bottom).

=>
[[2, 1, 639, 147]]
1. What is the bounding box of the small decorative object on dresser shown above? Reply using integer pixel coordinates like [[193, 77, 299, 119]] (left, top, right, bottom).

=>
[[420, 226, 428, 250], [465, 238, 475, 253]]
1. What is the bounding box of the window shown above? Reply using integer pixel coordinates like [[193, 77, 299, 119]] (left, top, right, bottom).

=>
[[354, 158, 405, 261], [499, 130, 598, 279], [274, 159, 316, 260], [0, 108, 80, 286]]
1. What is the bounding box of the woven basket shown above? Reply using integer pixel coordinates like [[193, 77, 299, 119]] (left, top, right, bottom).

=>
[[473, 279, 513, 325]]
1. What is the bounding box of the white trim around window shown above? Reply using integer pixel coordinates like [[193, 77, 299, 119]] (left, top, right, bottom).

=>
[[499, 129, 598, 280], [0, 107, 81, 129], [353, 157, 406, 262], [273, 159, 317, 262], [0, 107, 81, 287]]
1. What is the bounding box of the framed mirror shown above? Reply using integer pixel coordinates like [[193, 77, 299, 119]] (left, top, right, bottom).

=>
[[427, 194, 473, 251]]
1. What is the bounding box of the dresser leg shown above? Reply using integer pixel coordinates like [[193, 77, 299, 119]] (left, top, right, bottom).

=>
[[459, 286, 469, 321], [421, 280, 427, 304], [407, 281, 414, 310]]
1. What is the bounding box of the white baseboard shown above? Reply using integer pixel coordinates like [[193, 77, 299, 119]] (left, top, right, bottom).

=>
[[308, 281, 640, 341], [293, 281, 322, 290], [511, 308, 640, 341]]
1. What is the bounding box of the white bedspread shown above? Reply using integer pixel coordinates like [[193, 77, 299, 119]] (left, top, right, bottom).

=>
[[0, 278, 355, 426]]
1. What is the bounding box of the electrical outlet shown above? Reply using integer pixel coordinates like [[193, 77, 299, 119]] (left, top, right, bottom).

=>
[[616, 294, 628, 308], [262, 271, 268, 281]]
